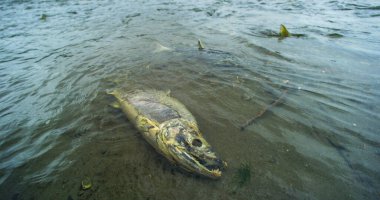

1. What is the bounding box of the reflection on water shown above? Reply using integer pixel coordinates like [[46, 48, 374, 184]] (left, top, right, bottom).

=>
[[0, 0, 379, 199]]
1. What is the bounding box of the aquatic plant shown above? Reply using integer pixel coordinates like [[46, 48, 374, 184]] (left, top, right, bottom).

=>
[[234, 162, 251, 187]]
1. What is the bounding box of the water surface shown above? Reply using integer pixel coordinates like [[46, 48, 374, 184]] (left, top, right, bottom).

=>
[[1, 0, 379, 199]]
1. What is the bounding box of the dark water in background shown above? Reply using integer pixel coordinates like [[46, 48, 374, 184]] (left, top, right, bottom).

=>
[[1, 0, 380, 199]]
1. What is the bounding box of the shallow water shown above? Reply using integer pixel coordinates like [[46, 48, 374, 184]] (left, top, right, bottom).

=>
[[0, 0, 379, 199]]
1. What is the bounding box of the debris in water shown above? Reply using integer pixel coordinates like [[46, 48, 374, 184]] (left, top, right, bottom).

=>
[[240, 89, 288, 131]]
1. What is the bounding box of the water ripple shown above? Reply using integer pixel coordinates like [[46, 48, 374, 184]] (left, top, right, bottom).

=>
[[0, 0, 379, 199]]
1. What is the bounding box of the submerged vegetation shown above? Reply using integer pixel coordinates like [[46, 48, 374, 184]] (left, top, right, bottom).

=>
[[234, 162, 251, 187], [229, 162, 252, 195]]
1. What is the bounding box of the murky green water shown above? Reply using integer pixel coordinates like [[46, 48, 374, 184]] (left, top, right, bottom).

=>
[[1, 0, 380, 199]]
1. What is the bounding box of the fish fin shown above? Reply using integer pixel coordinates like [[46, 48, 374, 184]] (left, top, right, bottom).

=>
[[165, 89, 171, 96], [279, 24, 290, 38], [106, 89, 116, 96], [153, 42, 171, 53], [107, 89, 126, 107], [136, 115, 159, 133], [106, 89, 121, 98], [109, 101, 121, 109], [198, 39, 205, 50]]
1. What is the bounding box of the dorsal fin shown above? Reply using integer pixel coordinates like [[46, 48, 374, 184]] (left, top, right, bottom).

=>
[[280, 24, 290, 37], [198, 39, 205, 50], [165, 89, 171, 96], [153, 42, 171, 53]]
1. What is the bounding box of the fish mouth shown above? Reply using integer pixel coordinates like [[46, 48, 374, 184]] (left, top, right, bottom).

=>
[[168, 146, 226, 178], [191, 153, 226, 177]]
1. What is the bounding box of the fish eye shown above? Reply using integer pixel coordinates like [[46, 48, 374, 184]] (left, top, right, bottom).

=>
[[192, 139, 202, 147]]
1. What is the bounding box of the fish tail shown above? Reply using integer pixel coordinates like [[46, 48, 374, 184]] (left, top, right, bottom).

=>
[[106, 89, 122, 100]]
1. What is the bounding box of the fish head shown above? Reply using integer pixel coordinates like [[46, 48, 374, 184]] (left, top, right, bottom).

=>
[[157, 118, 227, 178]]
